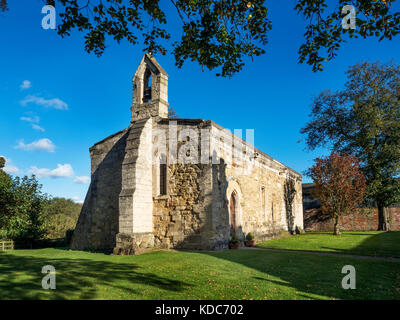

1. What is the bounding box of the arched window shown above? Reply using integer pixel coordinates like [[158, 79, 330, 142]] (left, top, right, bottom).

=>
[[229, 191, 237, 232], [143, 68, 152, 102]]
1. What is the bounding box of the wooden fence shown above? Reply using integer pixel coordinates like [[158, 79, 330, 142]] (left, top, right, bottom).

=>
[[0, 240, 14, 251]]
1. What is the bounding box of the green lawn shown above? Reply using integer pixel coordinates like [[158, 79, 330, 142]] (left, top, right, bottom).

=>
[[257, 231, 400, 258], [0, 246, 399, 300]]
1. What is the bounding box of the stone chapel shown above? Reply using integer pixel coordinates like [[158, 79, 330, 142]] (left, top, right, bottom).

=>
[[71, 54, 304, 254]]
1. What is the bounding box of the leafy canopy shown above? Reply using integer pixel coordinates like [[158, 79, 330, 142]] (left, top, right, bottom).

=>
[[301, 61, 400, 209], [43, 197, 81, 239], [2, 0, 400, 76], [310, 152, 366, 234], [0, 174, 49, 242]]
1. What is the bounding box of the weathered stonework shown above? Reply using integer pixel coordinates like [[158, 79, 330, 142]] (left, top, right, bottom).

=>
[[71, 54, 304, 254]]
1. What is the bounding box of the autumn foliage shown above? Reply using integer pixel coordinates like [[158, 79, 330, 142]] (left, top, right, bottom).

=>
[[310, 153, 366, 235]]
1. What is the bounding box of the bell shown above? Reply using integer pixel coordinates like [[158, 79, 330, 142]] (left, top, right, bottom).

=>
[[143, 87, 152, 102]]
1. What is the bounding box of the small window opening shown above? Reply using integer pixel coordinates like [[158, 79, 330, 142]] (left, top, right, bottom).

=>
[[160, 163, 167, 195]]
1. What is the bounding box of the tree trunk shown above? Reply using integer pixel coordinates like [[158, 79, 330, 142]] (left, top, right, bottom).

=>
[[377, 205, 390, 231], [333, 215, 341, 235]]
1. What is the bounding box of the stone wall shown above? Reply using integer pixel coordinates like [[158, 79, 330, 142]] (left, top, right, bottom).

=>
[[72, 118, 304, 253], [304, 207, 400, 231], [152, 163, 212, 250], [71, 128, 129, 251], [302, 183, 400, 231], [207, 122, 303, 249], [152, 120, 303, 250], [152, 120, 214, 250]]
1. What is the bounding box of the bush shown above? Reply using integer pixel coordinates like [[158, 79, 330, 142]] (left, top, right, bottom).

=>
[[1, 159, 81, 246], [230, 233, 239, 244], [43, 198, 81, 239], [245, 232, 254, 241], [0, 174, 48, 243]]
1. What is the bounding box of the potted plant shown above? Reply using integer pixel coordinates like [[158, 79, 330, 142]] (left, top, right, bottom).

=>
[[245, 233, 256, 247], [229, 233, 240, 249]]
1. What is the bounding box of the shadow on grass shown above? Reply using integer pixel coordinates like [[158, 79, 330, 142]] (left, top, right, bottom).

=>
[[321, 231, 400, 258], [199, 247, 400, 300], [0, 252, 191, 300], [196, 232, 400, 299]]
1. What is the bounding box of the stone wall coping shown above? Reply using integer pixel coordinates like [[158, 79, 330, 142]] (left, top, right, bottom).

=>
[[90, 127, 129, 151], [158, 118, 302, 178], [90, 117, 302, 179]]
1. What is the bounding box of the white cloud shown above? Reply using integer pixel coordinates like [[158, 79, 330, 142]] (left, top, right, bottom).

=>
[[31, 124, 45, 132], [0, 156, 19, 174], [71, 196, 84, 204], [15, 138, 55, 152], [20, 115, 45, 132], [74, 176, 90, 184], [20, 95, 68, 110], [20, 115, 40, 123], [29, 164, 74, 179], [20, 80, 32, 90]]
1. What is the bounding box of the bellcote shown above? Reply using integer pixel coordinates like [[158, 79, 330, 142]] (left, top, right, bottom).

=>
[[131, 54, 169, 122]]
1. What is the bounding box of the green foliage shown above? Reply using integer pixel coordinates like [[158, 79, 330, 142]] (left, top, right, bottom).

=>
[[4, 1, 398, 75], [230, 233, 239, 244], [296, 0, 400, 71], [0, 157, 81, 242], [301, 61, 400, 226], [0, 165, 13, 236], [0, 0, 7, 12], [245, 232, 254, 241], [0, 0, 400, 76], [0, 175, 49, 242], [49, 0, 270, 77], [42, 197, 81, 239], [0, 157, 5, 169]]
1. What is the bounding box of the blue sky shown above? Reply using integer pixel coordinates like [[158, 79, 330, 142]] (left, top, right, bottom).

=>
[[1, 0, 400, 203]]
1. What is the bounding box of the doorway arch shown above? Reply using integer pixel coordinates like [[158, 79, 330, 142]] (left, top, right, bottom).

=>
[[225, 178, 243, 236]]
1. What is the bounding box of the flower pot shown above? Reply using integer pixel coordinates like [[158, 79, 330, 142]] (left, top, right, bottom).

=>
[[245, 240, 256, 247], [229, 242, 240, 249]]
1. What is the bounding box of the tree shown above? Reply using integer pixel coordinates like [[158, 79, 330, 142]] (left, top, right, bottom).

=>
[[310, 152, 366, 235], [0, 172, 49, 243], [2, 1, 400, 76], [43, 197, 82, 239], [295, 0, 400, 71], [0, 157, 5, 169], [301, 61, 400, 231], [0, 0, 7, 12], [0, 157, 13, 239]]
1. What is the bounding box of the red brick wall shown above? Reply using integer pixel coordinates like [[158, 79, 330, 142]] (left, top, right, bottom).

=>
[[304, 207, 400, 231]]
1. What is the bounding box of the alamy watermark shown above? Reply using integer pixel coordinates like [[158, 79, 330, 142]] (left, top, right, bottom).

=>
[[41, 5, 56, 30], [342, 5, 356, 30], [151, 122, 257, 173], [341, 265, 356, 290], [42, 265, 56, 289]]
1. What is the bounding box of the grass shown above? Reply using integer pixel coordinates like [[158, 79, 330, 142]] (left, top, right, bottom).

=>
[[0, 245, 399, 300], [257, 231, 400, 258]]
